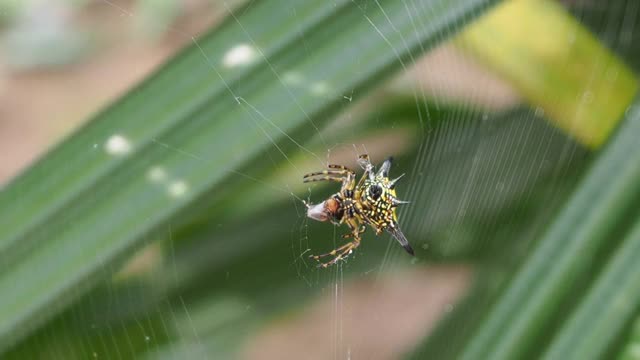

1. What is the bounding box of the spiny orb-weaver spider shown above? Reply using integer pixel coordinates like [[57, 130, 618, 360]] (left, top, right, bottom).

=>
[[303, 154, 413, 268]]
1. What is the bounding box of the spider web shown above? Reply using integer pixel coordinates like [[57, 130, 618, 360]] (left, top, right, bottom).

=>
[[1, 0, 631, 359]]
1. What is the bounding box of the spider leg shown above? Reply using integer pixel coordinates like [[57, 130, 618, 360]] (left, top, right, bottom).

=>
[[355, 171, 369, 193], [340, 172, 356, 193], [357, 154, 376, 182], [309, 221, 363, 268], [353, 155, 375, 191], [357, 154, 373, 171], [309, 241, 354, 259], [303, 169, 353, 184], [303, 169, 351, 178], [341, 225, 366, 238], [327, 164, 356, 176], [358, 153, 370, 164], [303, 176, 344, 183], [314, 239, 361, 268]]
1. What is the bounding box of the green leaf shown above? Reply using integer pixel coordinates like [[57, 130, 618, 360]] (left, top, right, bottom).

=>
[[0, 0, 500, 353], [406, 107, 589, 359], [543, 207, 640, 359], [617, 316, 640, 360], [456, 0, 638, 147], [564, 0, 640, 73], [1, 94, 449, 359], [459, 97, 640, 360]]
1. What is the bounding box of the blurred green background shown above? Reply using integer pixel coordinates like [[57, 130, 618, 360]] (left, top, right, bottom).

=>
[[1, 0, 639, 359]]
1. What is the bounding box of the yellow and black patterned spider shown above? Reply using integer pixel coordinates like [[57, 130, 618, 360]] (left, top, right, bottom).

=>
[[303, 154, 413, 268]]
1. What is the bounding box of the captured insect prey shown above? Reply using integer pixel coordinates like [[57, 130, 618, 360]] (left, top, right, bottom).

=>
[[303, 154, 413, 268]]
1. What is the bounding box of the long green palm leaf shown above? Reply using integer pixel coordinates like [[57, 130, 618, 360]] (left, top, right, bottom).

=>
[[0, 0, 499, 353]]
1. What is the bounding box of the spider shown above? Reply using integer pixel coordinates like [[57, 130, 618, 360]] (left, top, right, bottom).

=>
[[303, 154, 413, 268]]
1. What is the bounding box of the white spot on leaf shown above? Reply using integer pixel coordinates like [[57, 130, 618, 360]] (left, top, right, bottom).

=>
[[104, 134, 132, 155], [222, 43, 256, 67], [168, 180, 188, 198], [310, 81, 330, 95], [147, 166, 167, 183]]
